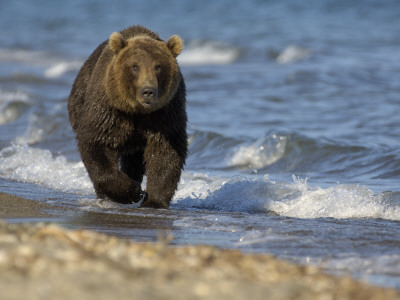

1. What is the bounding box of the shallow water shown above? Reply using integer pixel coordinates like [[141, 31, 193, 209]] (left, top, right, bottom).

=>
[[1, 0, 400, 289]]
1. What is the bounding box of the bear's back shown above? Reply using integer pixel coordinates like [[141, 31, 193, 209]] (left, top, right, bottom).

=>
[[68, 40, 108, 131]]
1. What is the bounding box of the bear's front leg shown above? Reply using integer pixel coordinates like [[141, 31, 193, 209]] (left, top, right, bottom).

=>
[[79, 142, 145, 204], [141, 134, 185, 209]]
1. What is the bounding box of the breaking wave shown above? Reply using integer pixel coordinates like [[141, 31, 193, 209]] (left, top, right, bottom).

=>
[[1, 134, 399, 221], [276, 45, 310, 64], [178, 40, 240, 66], [0, 48, 82, 78], [0, 89, 31, 125], [0, 144, 93, 195], [174, 173, 400, 221]]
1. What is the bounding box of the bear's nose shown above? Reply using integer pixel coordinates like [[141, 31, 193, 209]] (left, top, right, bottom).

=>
[[141, 87, 157, 101]]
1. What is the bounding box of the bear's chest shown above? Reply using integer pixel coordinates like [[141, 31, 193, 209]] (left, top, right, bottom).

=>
[[89, 110, 140, 148]]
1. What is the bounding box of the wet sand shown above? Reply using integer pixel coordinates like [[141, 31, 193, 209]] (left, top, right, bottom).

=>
[[0, 192, 399, 300], [0, 192, 58, 219]]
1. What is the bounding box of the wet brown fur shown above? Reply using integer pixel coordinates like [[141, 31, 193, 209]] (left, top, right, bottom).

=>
[[68, 25, 187, 208]]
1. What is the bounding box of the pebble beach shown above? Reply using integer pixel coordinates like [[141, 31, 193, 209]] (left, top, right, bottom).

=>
[[1, 192, 399, 300]]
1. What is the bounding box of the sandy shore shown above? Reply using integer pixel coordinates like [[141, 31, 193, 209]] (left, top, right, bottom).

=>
[[1, 192, 399, 300]]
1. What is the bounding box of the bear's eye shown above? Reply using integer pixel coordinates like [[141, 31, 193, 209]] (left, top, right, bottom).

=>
[[132, 64, 140, 71], [154, 64, 161, 72]]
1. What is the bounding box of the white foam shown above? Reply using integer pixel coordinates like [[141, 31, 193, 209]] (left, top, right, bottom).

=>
[[14, 113, 49, 145], [175, 175, 270, 213], [173, 173, 400, 221], [0, 144, 93, 195], [1, 142, 398, 221], [229, 135, 287, 169], [266, 175, 400, 220], [0, 89, 31, 125], [178, 40, 240, 66], [13, 103, 64, 145], [0, 48, 82, 78], [0, 48, 49, 65], [44, 61, 83, 78], [276, 45, 310, 64], [14, 125, 46, 145], [0, 89, 30, 104], [173, 172, 227, 202]]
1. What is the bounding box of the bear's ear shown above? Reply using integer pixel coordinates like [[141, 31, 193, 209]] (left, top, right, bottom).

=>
[[109, 32, 127, 54], [166, 35, 183, 58]]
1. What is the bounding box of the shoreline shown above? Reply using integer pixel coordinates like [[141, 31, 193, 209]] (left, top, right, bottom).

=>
[[1, 192, 399, 299]]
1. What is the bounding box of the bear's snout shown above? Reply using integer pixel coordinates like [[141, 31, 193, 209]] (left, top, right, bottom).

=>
[[140, 86, 158, 104]]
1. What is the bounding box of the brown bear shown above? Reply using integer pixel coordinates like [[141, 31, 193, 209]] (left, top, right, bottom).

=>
[[68, 25, 187, 208]]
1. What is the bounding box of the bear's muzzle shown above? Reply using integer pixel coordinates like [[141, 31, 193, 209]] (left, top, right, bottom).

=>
[[139, 86, 158, 106]]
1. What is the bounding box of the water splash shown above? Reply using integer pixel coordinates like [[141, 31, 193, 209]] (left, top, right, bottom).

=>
[[229, 134, 287, 169], [1, 143, 399, 221], [178, 40, 240, 66], [276, 45, 310, 64], [0, 144, 93, 195], [0, 89, 31, 125], [174, 173, 400, 221]]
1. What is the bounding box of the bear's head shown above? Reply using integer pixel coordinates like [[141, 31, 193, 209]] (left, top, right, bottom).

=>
[[106, 32, 183, 114]]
